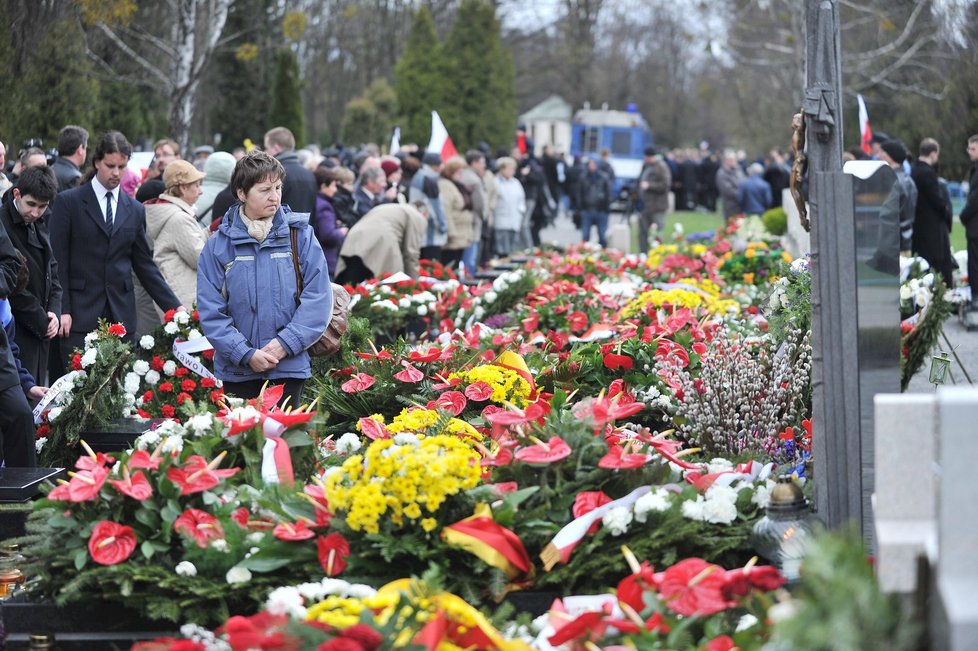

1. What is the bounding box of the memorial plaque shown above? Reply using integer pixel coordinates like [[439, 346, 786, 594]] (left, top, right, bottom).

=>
[[0, 468, 65, 503], [80, 418, 166, 452]]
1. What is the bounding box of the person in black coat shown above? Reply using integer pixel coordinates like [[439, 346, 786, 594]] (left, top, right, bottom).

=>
[[51, 125, 88, 193], [0, 222, 36, 467], [264, 127, 317, 214], [49, 131, 182, 355], [0, 166, 62, 385], [911, 138, 953, 287], [959, 135, 978, 307]]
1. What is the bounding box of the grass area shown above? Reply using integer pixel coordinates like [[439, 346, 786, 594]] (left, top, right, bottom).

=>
[[625, 209, 726, 251]]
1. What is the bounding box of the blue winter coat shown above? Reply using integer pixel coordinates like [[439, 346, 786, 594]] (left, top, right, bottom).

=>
[[196, 205, 332, 383]]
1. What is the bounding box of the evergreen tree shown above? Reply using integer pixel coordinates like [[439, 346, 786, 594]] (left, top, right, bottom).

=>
[[340, 79, 399, 147], [441, 0, 517, 152], [394, 6, 448, 145], [271, 47, 305, 145]]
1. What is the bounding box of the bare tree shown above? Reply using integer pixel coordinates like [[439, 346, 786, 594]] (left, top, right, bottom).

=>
[[81, 0, 233, 151]]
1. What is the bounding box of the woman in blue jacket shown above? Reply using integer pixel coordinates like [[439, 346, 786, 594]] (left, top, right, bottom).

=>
[[196, 151, 332, 409]]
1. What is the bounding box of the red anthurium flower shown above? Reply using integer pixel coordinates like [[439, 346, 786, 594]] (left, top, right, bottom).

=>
[[64, 465, 110, 502], [341, 373, 376, 393], [231, 507, 251, 529], [355, 349, 393, 361], [567, 311, 588, 333], [691, 341, 708, 355], [598, 445, 649, 470], [702, 635, 738, 651], [721, 564, 786, 599], [393, 362, 425, 383], [167, 454, 240, 495], [88, 520, 137, 565], [546, 330, 571, 351], [317, 533, 350, 576], [655, 339, 690, 368], [515, 437, 572, 464], [75, 450, 116, 471], [408, 347, 441, 363], [223, 413, 261, 438], [656, 558, 734, 617], [303, 484, 333, 528], [109, 471, 153, 501], [603, 352, 634, 371], [617, 560, 657, 613], [128, 450, 162, 471], [357, 417, 389, 440], [464, 381, 494, 402], [434, 390, 467, 416], [489, 482, 518, 495], [255, 383, 285, 412], [273, 520, 316, 542], [174, 508, 225, 548], [480, 446, 513, 467], [521, 313, 539, 333], [573, 491, 612, 534], [431, 375, 463, 391], [649, 436, 704, 470], [108, 323, 127, 337]]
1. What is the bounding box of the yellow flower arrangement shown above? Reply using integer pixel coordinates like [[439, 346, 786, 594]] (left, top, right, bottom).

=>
[[325, 435, 482, 534], [385, 407, 481, 440], [305, 594, 366, 629], [621, 277, 739, 318], [447, 365, 532, 408]]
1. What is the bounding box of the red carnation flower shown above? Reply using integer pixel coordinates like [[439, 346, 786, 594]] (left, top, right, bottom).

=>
[[158, 382, 173, 394], [88, 520, 137, 565], [201, 377, 216, 388], [71, 354, 83, 371], [163, 309, 177, 323], [161, 404, 176, 418], [339, 624, 383, 651], [176, 392, 191, 406], [136, 409, 152, 418], [35, 424, 51, 439], [317, 533, 350, 576], [202, 349, 215, 361], [181, 378, 197, 392], [174, 367, 190, 378], [107, 323, 127, 337], [142, 390, 154, 403], [150, 355, 166, 371]]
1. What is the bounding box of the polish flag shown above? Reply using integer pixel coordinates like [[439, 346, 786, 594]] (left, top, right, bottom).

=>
[[857, 94, 873, 155], [427, 111, 458, 161]]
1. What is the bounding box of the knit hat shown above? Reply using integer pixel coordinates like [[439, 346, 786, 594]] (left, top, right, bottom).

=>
[[380, 157, 401, 177], [880, 139, 907, 163], [163, 159, 205, 188], [422, 152, 442, 167]]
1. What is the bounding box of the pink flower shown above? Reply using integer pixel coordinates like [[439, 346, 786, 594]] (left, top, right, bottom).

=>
[[515, 437, 572, 464], [393, 363, 425, 383], [109, 471, 153, 501], [464, 381, 494, 402], [174, 508, 224, 548], [341, 373, 376, 393], [88, 521, 137, 565]]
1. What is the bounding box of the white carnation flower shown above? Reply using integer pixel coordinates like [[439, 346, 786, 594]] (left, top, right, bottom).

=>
[[334, 433, 362, 454], [601, 506, 633, 536], [701, 494, 738, 524], [163, 360, 177, 376], [187, 328, 202, 340], [899, 284, 913, 301], [35, 438, 47, 454], [161, 434, 184, 455], [80, 348, 98, 368], [124, 372, 141, 395], [706, 458, 734, 474], [174, 310, 190, 325], [84, 331, 99, 347], [132, 360, 150, 376], [752, 480, 775, 509], [210, 539, 230, 553], [681, 496, 706, 521], [634, 488, 672, 523], [185, 414, 214, 437], [392, 433, 419, 446], [399, 297, 411, 308], [144, 370, 161, 385], [175, 561, 198, 577], [265, 587, 306, 619], [416, 305, 428, 316], [225, 566, 252, 585], [46, 406, 63, 422], [164, 321, 179, 335], [135, 431, 161, 450], [484, 290, 498, 303], [139, 335, 155, 350]]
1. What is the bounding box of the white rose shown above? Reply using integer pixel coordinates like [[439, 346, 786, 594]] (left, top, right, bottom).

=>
[[601, 506, 633, 536], [899, 284, 912, 301], [124, 372, 141, 395], [132, 360, 150, 376], [226, 566, 252, 585], [175, 561, 198, 577], [164, 321, 179, 335], [139, 335, 155, 350], [144, 370, 160, 385], [163, 360, 177, 376], [187, 329, 202, 340]]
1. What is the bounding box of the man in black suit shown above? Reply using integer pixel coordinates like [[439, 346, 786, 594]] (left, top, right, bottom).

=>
[[49, 131, 183, 355], [263, 126, 317, 213]]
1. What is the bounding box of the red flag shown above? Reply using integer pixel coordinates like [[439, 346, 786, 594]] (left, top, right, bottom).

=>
[[427, 111, 458, 160]]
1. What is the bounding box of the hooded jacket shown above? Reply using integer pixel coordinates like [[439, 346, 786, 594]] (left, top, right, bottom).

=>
[[196, 205, 332, 382], [145, 194, 208, 309], [197, 152, 235, 227]]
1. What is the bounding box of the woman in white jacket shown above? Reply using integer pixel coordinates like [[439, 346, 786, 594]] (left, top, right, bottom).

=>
[[492, 157, 526, 256], [143, 160, 208, 313]]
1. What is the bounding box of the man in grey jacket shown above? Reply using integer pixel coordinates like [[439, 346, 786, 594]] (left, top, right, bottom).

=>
[[638, 147, 671, 251], [716, 150, 746, 219]]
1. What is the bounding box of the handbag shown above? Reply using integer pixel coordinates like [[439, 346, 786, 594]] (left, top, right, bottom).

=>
[[290, 226, 350, 356]]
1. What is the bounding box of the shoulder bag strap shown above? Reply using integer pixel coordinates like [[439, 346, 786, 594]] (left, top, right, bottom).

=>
[[290, 226, 303, 306]]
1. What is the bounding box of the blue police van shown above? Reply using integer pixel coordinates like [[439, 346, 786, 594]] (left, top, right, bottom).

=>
[[570, 103, 654, 211]]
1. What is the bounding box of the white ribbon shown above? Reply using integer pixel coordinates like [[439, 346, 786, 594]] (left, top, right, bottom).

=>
[[260, 418, 288, 485], [32, 371, 79, 425], [548, 486, 651, 554], [172, 338, 219, 381]]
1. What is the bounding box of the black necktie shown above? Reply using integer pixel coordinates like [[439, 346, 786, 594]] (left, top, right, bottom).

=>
[[105, 191, 114, 226]]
